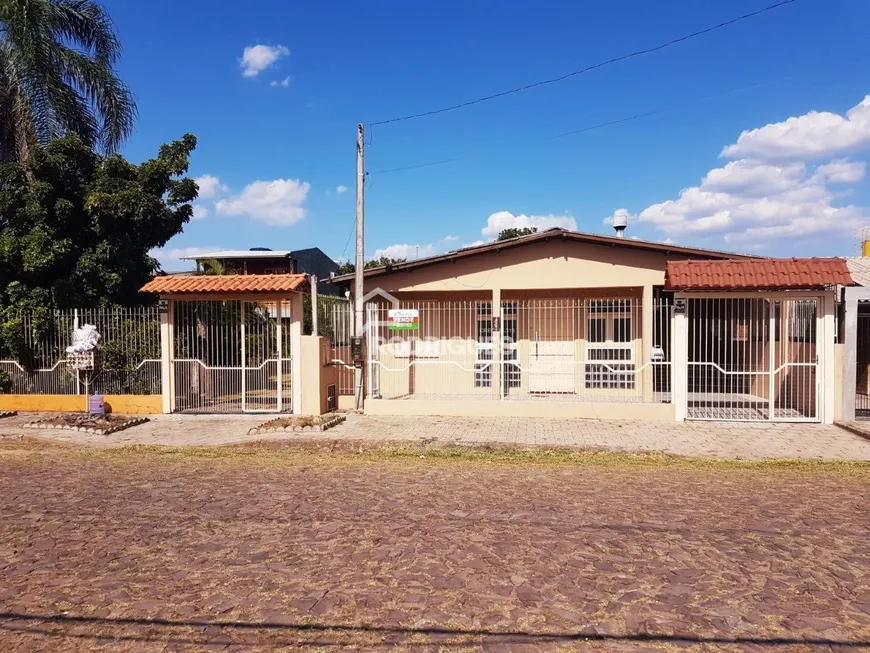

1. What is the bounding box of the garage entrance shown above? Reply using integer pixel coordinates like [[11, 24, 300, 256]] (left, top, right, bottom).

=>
[[172, 300, 294, 413], [139, 273, 306, 415], [686, 296, 819, 421]]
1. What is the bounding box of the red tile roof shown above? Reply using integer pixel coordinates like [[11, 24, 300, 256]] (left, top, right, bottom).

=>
[[140, 274, 308, 295], [665, 258, 853, 291]]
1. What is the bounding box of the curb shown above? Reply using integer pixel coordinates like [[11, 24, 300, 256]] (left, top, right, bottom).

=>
[[835, 421, 870, 443]]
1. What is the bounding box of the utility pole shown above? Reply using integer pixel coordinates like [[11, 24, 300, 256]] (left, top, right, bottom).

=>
[[354, 123, 365, 410]]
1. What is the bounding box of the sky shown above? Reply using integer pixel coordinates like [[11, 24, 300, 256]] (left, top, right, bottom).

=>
[[100, 0, 870, 270]]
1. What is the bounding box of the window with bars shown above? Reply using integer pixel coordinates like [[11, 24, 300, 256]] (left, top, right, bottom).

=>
[[585, 299, 636, 389]]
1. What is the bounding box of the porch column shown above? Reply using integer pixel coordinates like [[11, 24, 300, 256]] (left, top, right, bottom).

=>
[[822, 290, 836, 424], [159, 299, 175, 414], [673, 294, 688, 421], [492, 288, 502, 400], [290, 292, 304, 415], [842, 287, 858, 422], [642, 285, 654, 402]]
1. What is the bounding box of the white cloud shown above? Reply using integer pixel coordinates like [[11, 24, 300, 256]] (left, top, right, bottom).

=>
[[461, 240, 486, 249], [191, 204, 209, 220], [240, 44, 289, 78], [194, 174, 228, 200], [151, 246, 217, 271], [270, 76, 290, 88], [215, 178, 310, 226], [374, 243, 437, 261], [480, 211, 577, 238], [335, 185, 348, 195], [635, 156, 868, 241], [721, 95, 870, 161], [441, 235, 459, 242], [617, 95, 870, 246], [814, 159, 866, 184]]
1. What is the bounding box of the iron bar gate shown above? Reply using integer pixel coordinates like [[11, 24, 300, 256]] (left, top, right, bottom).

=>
[[173, 300, 292, 413], [686, 296, 819, 421]]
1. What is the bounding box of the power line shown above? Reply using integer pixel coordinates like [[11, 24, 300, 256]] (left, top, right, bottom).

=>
[[369, 0, 801, 127], [368, 73, 801, 175]]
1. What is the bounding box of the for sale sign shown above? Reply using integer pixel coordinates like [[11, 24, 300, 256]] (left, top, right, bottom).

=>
[[388, 309, 419, 331]]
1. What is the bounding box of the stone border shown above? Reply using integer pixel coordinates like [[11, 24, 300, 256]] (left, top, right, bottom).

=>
[[23, 416, 150, 436], [0, 411, 17, 418], [248, 414, 346, 436]]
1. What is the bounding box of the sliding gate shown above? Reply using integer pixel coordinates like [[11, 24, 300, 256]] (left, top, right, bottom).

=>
[[173, 300, 292, 413], [686, 296, 819, 421]]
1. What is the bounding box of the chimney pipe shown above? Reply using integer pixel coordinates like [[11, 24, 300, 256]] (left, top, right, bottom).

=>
[[612, 211, 628, 239]]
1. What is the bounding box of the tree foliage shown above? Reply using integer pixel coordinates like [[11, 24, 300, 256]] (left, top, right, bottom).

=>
[[337, 255, 406, 275], [0, 0, 137, 162], [0, 132, 198, 320], [497, 227, 537, 241]]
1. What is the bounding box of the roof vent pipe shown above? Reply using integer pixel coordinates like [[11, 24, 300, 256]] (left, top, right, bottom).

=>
[[612, 212, 627, 239]]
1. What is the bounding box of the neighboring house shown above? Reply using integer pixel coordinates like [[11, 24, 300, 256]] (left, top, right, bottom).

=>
[[183, 247, 343, 296], [333, 228, 848, 424]]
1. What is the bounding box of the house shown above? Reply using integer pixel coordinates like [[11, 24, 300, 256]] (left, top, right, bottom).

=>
[[183, 247, 343, 295], [333, 228, 849, 423]]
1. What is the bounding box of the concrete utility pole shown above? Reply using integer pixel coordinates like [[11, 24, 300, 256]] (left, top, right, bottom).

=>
[[354, 123, 365, 410]]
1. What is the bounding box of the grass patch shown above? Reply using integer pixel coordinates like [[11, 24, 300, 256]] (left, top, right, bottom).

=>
[[3, 438, 869, 474]]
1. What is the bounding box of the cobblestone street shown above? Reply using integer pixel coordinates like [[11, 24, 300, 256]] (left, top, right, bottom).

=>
[[0, 440, 868, 651]]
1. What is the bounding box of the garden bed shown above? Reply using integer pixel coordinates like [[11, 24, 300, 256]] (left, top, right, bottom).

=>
[[23, 414, 149, 435], [248, 414, 346, 435]]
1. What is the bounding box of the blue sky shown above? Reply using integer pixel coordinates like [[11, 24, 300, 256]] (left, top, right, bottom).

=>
[[102, 0, 870, 269]]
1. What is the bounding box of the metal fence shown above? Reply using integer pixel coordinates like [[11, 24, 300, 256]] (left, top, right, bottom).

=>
[[686, 296, 818, 421], [0, 307, 162, 395], [856, 312, 870, 418], [365, 299, 673, 403], [173, 300, 293, 413], [314, 296, 355, 396]]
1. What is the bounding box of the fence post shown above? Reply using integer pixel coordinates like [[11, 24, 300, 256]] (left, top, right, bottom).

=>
[[843, 287, 858, 422], [673, 295, 688, 421], [311, 275, 319, 336], [290, 292, 303, 414], [492, 289, 502, 400], [160, 300, 174, 414], [642, 286, 653, 403], [822, 290, 836, 424]]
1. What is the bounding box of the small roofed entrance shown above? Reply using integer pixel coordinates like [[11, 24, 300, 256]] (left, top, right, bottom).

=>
[[668, 258, 850, 424], [140, 274, 306, 414]]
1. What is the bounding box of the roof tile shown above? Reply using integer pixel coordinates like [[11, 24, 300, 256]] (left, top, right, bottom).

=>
[[665, 258, 853, 291], [140, 274, 308, 295]]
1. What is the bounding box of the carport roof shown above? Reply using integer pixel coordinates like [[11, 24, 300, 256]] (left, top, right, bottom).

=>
[[665, 258, 853, 291], [140, 274, 308, 295]]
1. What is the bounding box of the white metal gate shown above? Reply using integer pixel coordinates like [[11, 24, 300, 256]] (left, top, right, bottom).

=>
[[173, 300, 292, 413], [686, 296, 819, 421]]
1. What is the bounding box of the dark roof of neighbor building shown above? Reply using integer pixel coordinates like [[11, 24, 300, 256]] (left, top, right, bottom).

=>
[[141, 274, 308, 295], [665, 258, 853, 291], [331, 228, 761, 283]]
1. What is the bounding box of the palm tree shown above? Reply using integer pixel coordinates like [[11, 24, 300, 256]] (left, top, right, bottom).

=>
[[0, 0, 137, 162]]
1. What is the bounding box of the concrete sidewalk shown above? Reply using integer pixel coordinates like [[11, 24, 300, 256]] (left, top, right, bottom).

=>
[[2, 412, 870, 460]]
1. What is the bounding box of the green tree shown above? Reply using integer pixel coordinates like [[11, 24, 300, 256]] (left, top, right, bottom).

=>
[[0, 132, 198, 320], [337, 255, 406, 275], [497, 227, 537, 241], [197, 258, 237, 275], [0, 0, 137, 162]]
